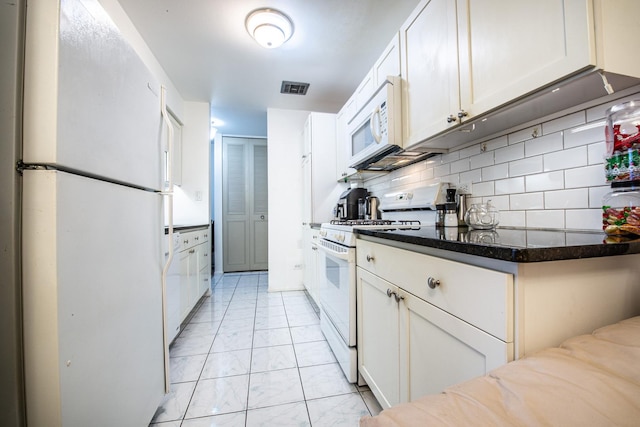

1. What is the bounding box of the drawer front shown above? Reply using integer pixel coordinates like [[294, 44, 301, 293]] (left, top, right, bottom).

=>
[[357, 239, 513, 342]]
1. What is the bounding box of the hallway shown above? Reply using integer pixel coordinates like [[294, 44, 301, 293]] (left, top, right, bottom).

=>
[[150, 272, 382, 426]]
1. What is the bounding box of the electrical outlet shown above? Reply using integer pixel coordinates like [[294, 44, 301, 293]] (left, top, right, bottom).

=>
[[457, 182, 472, 194]]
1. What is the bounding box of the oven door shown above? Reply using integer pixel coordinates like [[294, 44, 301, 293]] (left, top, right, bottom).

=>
[[317, 238, 356, 346]]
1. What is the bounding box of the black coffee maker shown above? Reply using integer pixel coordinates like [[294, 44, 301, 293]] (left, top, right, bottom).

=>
[[335, 188, 369, 220]]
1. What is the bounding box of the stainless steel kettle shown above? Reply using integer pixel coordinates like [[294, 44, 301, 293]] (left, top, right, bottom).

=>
[[366, 196, 380, 220]]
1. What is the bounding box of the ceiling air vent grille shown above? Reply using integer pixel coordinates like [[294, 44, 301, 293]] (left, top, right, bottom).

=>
[[281, 81, 310, 95]]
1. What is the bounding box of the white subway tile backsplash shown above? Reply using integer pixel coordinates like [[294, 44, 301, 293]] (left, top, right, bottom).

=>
[[587, 142, 606, 165], [525, 132, 563, 157], [484, 195, 509, 212], [589, 185, 610, 208], [499, 210, 526, 228], [564, 122, 605, 148], [525, 171, 564, 192], [420, 168, 435, 181], [470, 151, 494, 169], [434, 163, 450, 177], [544, 188, 588, 209], [484, 135, 509, 151], [510, 192, 544, 210], [565, 209, 602, 230], [526, 210, 565, 229], [494, 143, 524, 164], [460, 169, 482, 183], [543, 146, 587, 172], [542, 111, 585, 135], [472, 181, 494, 197], [450, 158, 470, 173], [458, 145, 481, 159], [495, 177, 525, 195], [509, 156, 543, 177], [367, 89, 640, 232], [482, 163, 509, 181], [508, 126, 540, 144], [440, 152, 459, 164], [564, 164, 606, 188]]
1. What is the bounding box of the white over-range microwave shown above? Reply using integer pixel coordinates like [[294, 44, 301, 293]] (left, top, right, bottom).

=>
[[347, 75, 403, 170]]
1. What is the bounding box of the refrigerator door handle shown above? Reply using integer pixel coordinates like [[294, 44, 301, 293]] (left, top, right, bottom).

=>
[[160, 85, 175, 394]]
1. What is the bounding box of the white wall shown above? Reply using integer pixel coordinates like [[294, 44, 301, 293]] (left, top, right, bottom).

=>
[[267, 108, 310, 291], [366, 85, 640, 231], [174, 101, 211, 226]]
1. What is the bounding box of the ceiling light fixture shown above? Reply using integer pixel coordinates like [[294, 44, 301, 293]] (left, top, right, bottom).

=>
[[245, 8, 294, 49]]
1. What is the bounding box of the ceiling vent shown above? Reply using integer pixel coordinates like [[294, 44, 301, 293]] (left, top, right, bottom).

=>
[[281, 81, 309, 95]]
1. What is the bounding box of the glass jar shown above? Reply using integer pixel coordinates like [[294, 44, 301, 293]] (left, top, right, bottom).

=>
[[602, 181, 640, 236], [604, 100, 640, 183], [464, 201, 499, 230]]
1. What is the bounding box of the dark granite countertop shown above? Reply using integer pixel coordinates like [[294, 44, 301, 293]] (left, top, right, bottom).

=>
[[355, 226, 640, 263], [164, 224, 209, 234]]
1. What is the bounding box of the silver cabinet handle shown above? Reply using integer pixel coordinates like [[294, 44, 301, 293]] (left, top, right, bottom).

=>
[[457, 110, 468, 119], [386, 289, 404, 303], [260, 214, 265, 220], [427, 277, 441, 289], [366, 254, 374, 262], [446, 114, 456, 123]]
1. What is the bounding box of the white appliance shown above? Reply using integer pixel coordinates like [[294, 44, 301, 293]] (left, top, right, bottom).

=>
[[347, 76, 443, 171], [348, 76, 403, 169], [317, 184, 444, 384], [318, 220, 422, 384], [7, 0, 173, 425]]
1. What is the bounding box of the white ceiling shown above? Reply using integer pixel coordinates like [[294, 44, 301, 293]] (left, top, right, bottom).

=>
[[116, 0, 421, 136]]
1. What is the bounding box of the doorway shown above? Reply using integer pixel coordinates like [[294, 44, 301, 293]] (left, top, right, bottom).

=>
[[222, 136, 268, 272]]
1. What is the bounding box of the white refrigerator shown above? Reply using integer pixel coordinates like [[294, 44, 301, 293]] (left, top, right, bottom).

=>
[[7, 0, 169, 425]]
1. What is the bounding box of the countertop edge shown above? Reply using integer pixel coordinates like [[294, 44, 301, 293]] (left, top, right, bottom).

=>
[[354, 228, 640, 263]]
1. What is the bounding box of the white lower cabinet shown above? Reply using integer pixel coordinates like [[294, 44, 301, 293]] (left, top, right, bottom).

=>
[[357, 239, 513, 409], [178, 228, 210, 322], [303, 227, 320, 306], [357, 268, 400, 408]]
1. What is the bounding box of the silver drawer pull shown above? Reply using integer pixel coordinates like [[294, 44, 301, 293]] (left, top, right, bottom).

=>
[[386, 289, 404, 303], [427, 277, 440, 289], [366, 254, 374, 262]]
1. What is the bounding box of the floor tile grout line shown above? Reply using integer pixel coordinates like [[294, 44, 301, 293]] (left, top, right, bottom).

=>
[[175, 273, 240, 424]]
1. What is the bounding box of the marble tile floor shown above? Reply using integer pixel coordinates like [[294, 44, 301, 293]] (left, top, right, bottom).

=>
[[150, 271, 382, 427]]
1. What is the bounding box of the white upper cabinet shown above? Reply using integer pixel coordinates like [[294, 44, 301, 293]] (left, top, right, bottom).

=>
[[456, 0, 593, 121], [355, 70, 375, 114], [303, 112, 339, 224], [335, 104, 356, 181], [399, 0, 640, 149], [336, 33, 402, 180], [400, 0, 460, 148], [373, 32, 401, 88]]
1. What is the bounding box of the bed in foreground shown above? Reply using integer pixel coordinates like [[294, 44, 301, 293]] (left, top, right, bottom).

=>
[[360, 316, 640, 426]]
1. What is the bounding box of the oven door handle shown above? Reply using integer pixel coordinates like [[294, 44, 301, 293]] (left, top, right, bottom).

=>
[[317, 240, 351, 261]]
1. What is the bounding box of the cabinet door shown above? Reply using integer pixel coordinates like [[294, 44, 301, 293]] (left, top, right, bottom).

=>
[[401, 291, 510, 401], [373, 33, 401, 87], [357, 267, 401, 409], [197, 240, 210, 297], [400, 0, 459, 147], [457, 0, 593, 117], [179, 248, 192, 322], [335, 107, 356, 181], [355, 69, 375, 112]]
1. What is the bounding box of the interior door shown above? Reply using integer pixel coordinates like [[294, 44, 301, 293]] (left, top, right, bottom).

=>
[[222, 137, 268, 272]]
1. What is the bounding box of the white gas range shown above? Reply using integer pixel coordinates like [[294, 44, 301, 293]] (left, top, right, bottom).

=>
[[316, 183, 445, 384]]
